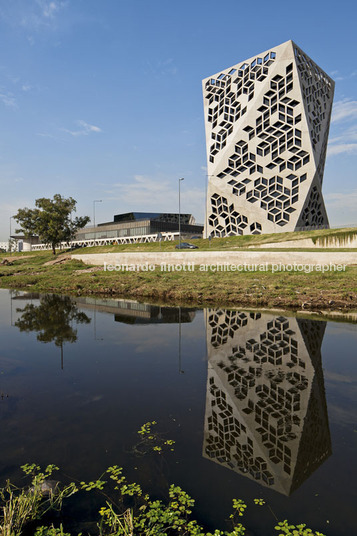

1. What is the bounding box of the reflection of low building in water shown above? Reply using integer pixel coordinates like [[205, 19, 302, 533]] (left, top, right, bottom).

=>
[[203, 309, 331, 495], [75, 297, 196, 324]]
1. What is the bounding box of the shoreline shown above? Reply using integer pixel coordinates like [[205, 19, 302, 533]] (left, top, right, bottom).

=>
[[1, 252, 357, 318]]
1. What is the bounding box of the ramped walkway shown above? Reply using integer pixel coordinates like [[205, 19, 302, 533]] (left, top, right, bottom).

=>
[[74, 250, 357, 269]]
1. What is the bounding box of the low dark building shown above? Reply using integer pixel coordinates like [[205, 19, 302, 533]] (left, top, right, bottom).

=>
[[75, 212, 203, 241]]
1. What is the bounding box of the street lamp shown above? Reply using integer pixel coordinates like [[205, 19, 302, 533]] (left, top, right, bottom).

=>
[[93, 200, 102, 245], [178, 306, 184, 374], [9, 215, 15, 253], [93, 200, 102, 228], [178, 178, 184, 248]]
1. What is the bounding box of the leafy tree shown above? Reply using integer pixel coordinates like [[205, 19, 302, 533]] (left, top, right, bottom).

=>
[[14, 194, 90, 254]]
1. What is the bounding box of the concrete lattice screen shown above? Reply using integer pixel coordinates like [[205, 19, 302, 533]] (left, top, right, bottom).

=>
[[202, 40, 334, 237], [203, 310, 331, 495]]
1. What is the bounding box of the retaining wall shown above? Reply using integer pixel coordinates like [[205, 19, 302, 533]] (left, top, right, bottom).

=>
[[74, 250, 357, 267], [251, 236, 357, 249]]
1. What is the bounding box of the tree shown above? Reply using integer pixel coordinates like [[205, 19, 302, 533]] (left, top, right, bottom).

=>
[[15, 294, 91, 347], [15, 294, 91, 369], [14, 194, 90, 254]]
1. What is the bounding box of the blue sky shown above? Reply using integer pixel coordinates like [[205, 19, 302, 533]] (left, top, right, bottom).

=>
[[0, 0, 356, 241]]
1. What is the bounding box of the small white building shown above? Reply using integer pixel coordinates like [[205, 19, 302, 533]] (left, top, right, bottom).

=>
[[9, 235, 40, 252]]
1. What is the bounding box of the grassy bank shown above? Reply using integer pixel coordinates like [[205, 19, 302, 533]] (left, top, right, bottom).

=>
[[65, 226, 357, 254], [1, 250, 356, 312]]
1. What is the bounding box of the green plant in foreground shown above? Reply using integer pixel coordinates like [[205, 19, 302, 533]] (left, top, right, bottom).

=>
[[134, 421, 176, 455], [0, 464, 77, 536], [0, 463, 327, 536], [275, 520, 325, 536], [78, 466, 325, 536], [34, 524, 71, 536], [0, 425, 326, 536]]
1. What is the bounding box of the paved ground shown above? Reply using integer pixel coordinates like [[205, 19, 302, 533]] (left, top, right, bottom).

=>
[[74, 250, 357, 267]]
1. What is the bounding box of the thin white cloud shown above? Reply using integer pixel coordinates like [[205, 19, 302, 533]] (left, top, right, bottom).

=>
[[329, 69, 357, 82], [39, 1, 63, 19], [329, 125, 357, 144], [63, 120, 102, 137], [37, 132, 61, 140], [331, 99, 357, 123], [16, 0, 67, 31], [0, 91, 17, 108], [328, 102, 357, 156], [325, 190, 357, 210], [6, 70, 42, 94], [0, 176, 24, 186], [328, 122, 357, 158], [327, 143, 357, 156], [144, 58, 178, 78]]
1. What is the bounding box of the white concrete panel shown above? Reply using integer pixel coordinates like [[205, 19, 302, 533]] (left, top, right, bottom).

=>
[[202, 41, 334, 237]]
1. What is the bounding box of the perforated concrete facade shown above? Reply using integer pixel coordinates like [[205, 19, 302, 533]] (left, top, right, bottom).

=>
[[203, 310, 331, 495], [203, 40, 334, 237]]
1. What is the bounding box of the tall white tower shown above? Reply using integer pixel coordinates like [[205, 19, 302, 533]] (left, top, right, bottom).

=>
[[202, 41, 334, 237]]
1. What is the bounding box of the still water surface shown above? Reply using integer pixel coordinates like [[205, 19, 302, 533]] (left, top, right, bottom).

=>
[[0, 289, 356, 535]]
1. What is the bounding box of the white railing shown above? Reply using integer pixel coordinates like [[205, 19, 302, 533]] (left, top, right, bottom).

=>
[[31, 231, 180, 251]]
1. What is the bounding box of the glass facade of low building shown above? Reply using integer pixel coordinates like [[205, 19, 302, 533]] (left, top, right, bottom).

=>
[[75, 213, 203, 241]]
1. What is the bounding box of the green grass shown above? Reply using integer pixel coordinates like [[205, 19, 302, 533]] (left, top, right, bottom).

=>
[[65, 226, 357, 255], [1, 250, 356, 313], [3, 227, 356, 257]]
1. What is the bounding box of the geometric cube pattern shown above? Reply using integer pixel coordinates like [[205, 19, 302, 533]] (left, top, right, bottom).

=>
[[202, 40, 334, 236], [203, 309, 331, 495]]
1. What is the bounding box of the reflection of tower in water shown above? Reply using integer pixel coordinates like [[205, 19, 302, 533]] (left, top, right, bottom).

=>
[[203, 309, 331, 496]]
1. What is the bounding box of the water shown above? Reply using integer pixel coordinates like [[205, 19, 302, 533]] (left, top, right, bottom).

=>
[[0, 289, 356, 535]]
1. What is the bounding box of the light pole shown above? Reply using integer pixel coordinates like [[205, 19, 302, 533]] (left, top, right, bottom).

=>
[[178, 178, 184, 248], [93, 200, 102, 228], [93, 200, 102, 245], [93, 301, 104, 342], [178, 306, 184, 374], [9, 216, 15, 253]]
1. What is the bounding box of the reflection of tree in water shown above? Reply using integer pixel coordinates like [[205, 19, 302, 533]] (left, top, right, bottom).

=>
[[15, 295, 91, 367]]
